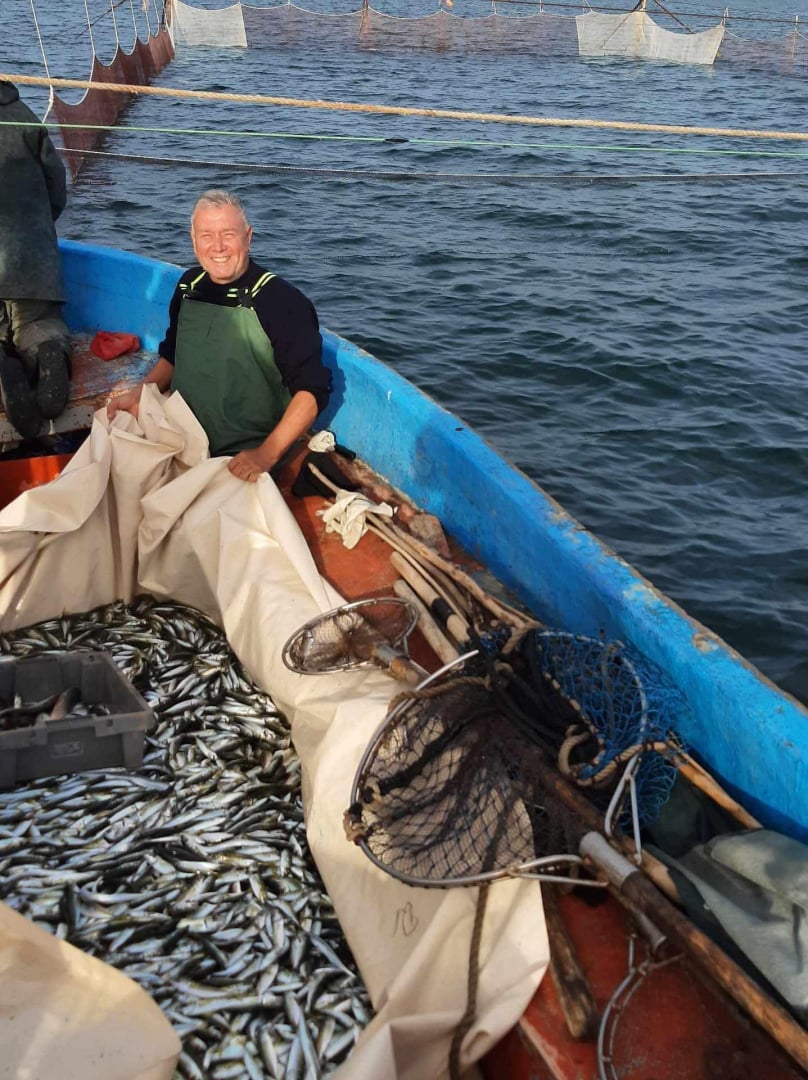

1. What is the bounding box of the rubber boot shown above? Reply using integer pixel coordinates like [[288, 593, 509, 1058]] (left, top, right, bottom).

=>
[[35, 339, 70, 420], [0, 344, 43, 439]]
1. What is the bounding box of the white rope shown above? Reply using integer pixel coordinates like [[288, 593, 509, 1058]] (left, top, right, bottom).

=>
[[128, 0, 139, 42], [308, 431, 337, 452], [83, 0, 97, 59], [151, 0, 163, 34], [27, 0, 53, 121], [28, 0, 51, 81], [318, 492, 395, 550], [109, 0, 121, 51], [9, 73, 808, 142]]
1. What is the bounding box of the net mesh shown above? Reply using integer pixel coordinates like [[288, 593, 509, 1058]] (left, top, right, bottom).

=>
[[347, 631, 691, 886], [349, 674, 566, 884], [525, 630, 686, 826], [48, 25, 174, 178], [576, 11, 723, 65], [168, 0, 808, 71], [283, 597, 417, 674], [170, 0, 248, 45], [718, 29, 808, 73]]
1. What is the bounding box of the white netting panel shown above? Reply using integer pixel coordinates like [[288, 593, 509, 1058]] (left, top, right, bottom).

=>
[[171, 0, 248, 47], [576, 11, 724, 65], [166, 0, 806, 72]]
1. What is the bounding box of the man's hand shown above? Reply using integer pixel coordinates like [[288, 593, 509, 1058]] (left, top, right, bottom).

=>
[[229, 446, 274, 483], [228, 392, 318, 483], [106, 362, 174, 421], [107, 387, 142, 420]]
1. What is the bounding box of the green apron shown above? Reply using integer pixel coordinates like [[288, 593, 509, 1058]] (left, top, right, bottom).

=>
[[171, 272, 291, 456]]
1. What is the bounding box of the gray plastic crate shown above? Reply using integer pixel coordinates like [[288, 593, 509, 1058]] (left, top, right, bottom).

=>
[[0, 650, 155, 787]]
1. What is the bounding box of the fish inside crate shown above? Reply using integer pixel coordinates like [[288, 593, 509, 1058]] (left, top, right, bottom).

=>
[[0, 650, 154, 787]]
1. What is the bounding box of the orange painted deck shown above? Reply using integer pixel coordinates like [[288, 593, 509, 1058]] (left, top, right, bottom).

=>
[[481, 888, 805, 1080]]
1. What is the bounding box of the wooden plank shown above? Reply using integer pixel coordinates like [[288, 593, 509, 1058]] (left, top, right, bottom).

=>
[[0, 334, 154, 444]]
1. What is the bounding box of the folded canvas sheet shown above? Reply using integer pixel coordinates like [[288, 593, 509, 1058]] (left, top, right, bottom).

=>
[[0, 900, 180, 1080], [0, 388, 549, 1078]]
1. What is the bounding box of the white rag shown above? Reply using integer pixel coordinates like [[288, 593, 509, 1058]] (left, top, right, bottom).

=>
[[308, 430, 337, 452], [318, 489, 395, 549]]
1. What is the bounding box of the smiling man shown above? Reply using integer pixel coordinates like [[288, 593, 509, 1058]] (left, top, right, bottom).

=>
[[108, 190, 331, 482]]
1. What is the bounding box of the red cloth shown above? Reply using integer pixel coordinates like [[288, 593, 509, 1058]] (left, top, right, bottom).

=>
[[90, 332, 141, 361]]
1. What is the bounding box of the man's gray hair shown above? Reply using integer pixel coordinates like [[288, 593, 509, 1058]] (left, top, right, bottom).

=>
[[191, 190, 249, 229]]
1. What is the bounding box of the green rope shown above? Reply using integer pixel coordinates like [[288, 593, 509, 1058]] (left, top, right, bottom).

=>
[[2, 120, 807, 160]]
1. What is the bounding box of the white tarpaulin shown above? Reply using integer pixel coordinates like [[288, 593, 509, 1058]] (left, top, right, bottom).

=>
[[0, 900, 181, 1080], [576, 11, 724, 65], [0, 387, 549, 1078]]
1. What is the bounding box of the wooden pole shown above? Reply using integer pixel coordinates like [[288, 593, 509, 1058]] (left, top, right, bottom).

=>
[[534, 759, 808, 1073], [541, 883, 599, 1041], [393, 579, 460, 666]]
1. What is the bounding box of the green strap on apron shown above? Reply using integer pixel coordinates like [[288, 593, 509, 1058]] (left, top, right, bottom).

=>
[[171, 276, 291, 456]]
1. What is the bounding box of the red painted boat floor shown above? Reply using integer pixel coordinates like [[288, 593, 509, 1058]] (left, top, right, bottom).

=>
[[277, 450, 397, 600], [276, 446, 454, 673], [482, 889, 804, 1080]]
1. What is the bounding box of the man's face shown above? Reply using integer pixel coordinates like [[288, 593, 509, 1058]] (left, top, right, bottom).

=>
[[191, 204, 252, 285]]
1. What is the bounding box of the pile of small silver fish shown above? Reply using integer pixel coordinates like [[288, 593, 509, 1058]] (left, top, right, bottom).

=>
[[0, 595, 372, 1079], [0, 686, 108, 730]]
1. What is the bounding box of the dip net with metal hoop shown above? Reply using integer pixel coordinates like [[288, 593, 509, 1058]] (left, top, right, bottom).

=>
[[278, 460, 692, 876], [343, 630, 691, 889], [282, 596, 424, 683], [339, 632, 692, 1080]]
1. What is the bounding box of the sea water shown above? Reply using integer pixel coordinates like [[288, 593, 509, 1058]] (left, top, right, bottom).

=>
[[4, 0, 808, 704]]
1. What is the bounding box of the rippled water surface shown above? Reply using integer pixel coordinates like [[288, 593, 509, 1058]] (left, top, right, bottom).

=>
[[5, 0, 808, 703]]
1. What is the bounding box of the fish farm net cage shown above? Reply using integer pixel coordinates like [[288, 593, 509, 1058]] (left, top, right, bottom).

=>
[[346, 629, 690, 888], [167, 0, 808, 72]]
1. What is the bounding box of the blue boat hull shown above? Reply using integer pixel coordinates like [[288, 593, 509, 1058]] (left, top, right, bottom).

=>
[[60, 238, 808, 841]]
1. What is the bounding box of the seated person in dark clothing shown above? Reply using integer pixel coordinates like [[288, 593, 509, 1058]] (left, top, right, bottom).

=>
[[108, 189, 331, 483], [0, 80, 71, 439]]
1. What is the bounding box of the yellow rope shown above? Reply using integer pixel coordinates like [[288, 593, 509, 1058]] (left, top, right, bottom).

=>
[[5, 72, 808, 142]]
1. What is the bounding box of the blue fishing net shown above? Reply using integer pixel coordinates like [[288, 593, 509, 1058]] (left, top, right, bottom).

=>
[[527, 631, 691, 828]]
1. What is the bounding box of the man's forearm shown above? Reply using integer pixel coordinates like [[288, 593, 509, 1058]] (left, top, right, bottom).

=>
[[144, 357, 174, 393], [257, 390, 319, 470], [225, 390, 320, 482]]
